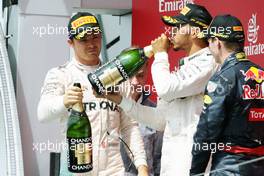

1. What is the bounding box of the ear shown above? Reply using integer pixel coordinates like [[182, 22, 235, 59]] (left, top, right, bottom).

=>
[[67, 39, 73, 47], [191, 27, 201, 39], [216, 38, 222, 50]]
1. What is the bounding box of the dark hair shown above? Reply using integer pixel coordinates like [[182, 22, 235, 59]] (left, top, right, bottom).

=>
[[200, 37, 209, 45], [190, 26, 209, 45], [222, 41, 244, 52]]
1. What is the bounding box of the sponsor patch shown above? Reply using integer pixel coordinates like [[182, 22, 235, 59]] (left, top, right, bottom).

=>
[[180, 7, 191, 15], [204, 95, 212, 104], [207, 81, 217, 93], [190, 18, 208, 28], [233, 26, 243, 32], [162, 16, 177, 24], [235, 52, 247, 61], [84, 101, 119, 112], [242, 84, 264, 99], [248, 108, 264, 121], [71, 16, 97, 30], [240, 67, 264, 83]]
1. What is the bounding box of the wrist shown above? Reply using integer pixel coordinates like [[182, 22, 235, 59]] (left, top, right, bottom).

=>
[[153, 49, 167, 55], [137, 165, 148, 175]]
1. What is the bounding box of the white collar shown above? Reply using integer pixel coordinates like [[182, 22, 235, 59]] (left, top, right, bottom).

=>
[[72, 57, 100, 71], [184, 47, 210, 60]]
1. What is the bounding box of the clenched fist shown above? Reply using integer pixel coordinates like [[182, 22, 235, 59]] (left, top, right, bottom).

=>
[[63, 85, 83, 108], [151, 33, 170, 54]]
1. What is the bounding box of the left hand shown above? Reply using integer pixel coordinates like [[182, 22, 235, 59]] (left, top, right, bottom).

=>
[[137, 165, 149, 176], [151, 33, 170, 54]]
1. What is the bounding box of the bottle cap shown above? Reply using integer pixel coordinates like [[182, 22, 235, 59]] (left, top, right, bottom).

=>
[[73, 83, 81, 88]]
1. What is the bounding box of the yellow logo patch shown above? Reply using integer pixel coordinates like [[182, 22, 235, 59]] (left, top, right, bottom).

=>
[[190, 18, 208, 28], [233, 26, 243, 32], [235, 52, 247, 61], [241, 66, 264, 83], [71, 16, 97, 30], [204, 95, 213, 105], [180, 7, 191, 16], [162, 16, 177, 24]]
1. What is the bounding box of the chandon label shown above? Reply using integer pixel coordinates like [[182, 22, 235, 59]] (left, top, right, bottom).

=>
[[115, 60, 129, 80], [90, 74, 104, 93], [67, 137, 93, 173]]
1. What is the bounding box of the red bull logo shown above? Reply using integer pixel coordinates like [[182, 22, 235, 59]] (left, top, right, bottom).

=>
[[242, 84, 264, 99], [240, 67, 264, 83]]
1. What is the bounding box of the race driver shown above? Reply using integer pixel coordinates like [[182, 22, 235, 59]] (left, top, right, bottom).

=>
[[96, 4, 218, 176], [190, 14, 264, 176], [37, 12, 148, 176]]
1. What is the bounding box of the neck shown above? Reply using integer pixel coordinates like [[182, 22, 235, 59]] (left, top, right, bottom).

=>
[[185, 41, 207, 56], [219, 50, 235, 64], [75, 54, 100, 66]]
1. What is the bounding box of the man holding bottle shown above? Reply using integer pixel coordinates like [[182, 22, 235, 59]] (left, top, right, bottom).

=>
[[37, 12, 148, 176], [98, 4, 218, 175]]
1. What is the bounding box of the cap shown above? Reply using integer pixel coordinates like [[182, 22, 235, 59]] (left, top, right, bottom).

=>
[[161, 3, 212, 29], [201, 14, 245, 43], [68, 12, 101, 40]]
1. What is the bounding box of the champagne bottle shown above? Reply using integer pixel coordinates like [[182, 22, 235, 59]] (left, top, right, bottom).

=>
[[88, 45, 153, 95], [67, 83, 92, 173]]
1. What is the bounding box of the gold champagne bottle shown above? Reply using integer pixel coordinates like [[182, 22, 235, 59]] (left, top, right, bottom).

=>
[[67, 83, 92, 173]]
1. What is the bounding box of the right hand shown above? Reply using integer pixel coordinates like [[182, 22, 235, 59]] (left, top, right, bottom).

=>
[[151, 33, 170, 54], [63, 86, 83, 108]]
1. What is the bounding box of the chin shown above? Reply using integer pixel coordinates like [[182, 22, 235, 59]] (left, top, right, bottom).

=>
[[87, 53, 99, 58], [173, 47, 181, 51], [172, 43, 182, 51]]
